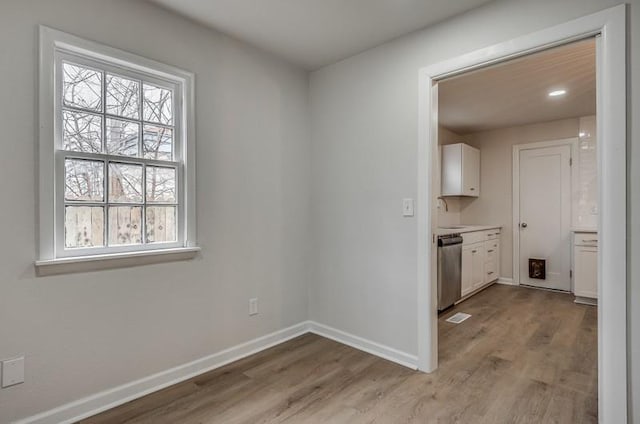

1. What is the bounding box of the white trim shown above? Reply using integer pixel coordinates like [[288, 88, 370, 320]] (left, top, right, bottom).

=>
[[40, 26, 194, 85], [35, 246, 200, 267], [15, 321, 418, 423], [38, 26, 197, 263], [496, 277, 517, 286], [512, 138, 578, 285], [417, 5, 627, 423], [34, 247, 200, 275], [16, 322, 310, 424], [593, 21, 628, 421], [307, 321, 419, 370], [575, 296, 598, 306], [417, 74, 439, 372]]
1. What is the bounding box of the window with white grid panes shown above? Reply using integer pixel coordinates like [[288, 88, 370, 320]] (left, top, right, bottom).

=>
[[57, 54, 183, 255]]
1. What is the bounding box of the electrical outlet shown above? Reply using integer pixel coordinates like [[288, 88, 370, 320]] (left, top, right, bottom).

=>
[[2, 357, 24, 388], [249, 298, 258, 316]]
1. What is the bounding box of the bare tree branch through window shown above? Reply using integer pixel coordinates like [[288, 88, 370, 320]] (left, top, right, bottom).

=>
[[60, 61, 177, 248]]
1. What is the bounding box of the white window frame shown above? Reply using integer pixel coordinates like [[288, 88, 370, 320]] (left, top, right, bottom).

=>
[[37, 26, 198, 268]]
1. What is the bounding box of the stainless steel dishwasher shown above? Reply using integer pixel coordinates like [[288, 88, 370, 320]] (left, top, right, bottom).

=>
[[437, 233, 463, 311]]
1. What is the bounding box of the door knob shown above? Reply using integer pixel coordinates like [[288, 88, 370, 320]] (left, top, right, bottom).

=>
[[521, 222, 528, 228]]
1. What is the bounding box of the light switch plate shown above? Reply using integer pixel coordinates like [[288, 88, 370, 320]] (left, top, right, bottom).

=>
[[2, 357, 24, 388], [249, 298, 258, 316], [402, 198, 414, 217]]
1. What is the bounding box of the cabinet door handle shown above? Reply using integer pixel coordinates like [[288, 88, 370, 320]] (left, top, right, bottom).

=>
[[470, 188, 475, 191], [583, 239, 598, 242], [487, 271, 494, 275], [472, 250, 477, 253], [487, 249, 494, 253]]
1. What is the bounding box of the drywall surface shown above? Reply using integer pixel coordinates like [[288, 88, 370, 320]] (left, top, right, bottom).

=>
[[436, 127, 465, 227], [458, 117, 597, 278], [309, 0, 632, 366], [0, 0, 310, 421]]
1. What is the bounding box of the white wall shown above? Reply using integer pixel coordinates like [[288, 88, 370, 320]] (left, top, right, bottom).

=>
[[2, 0, 640, 422], [436, 126, 466, 227], [456, 116, 597, 278], [309, 1, 639, 420], [575, 116, 599, 228], [0, 1, 310, 422]]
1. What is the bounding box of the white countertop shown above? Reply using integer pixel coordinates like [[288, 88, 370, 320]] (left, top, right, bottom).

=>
[[571, 227, 597, 233], [435, 225, 501, 236]]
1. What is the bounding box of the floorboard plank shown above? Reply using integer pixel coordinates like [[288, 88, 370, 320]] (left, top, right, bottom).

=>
[[81, 285, 597, 424]]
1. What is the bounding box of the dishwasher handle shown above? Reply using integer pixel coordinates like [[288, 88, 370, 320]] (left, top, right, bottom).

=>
[[438, 236, 463, 247]]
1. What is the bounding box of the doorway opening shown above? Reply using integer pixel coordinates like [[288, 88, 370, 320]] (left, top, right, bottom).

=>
[[417, 5, 626, 422], [434, 39, 597, 421]]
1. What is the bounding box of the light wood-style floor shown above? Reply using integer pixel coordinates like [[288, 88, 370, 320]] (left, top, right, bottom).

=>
[[82, 284, 597, 423]]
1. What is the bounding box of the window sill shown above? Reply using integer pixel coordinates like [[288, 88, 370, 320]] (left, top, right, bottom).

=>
[[35, 247, 200, 276]]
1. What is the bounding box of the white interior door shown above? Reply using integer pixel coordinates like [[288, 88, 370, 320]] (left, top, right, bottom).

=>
[[518, 144, 571, 291]]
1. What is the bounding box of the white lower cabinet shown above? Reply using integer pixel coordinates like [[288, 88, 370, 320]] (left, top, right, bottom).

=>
[[462, 242, 487, 296], [471, 244, 486, 290], [461, 229, 500, 298], [461, 245, 474, 296], [484, 239, 500, 284], [573, 232, 598, 302]]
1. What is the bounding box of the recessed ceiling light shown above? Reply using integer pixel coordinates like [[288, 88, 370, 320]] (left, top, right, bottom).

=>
[[548, 89, 567, 97]]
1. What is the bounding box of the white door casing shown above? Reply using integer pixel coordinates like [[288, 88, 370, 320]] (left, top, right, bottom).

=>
[[418, 6, 626, 422], [518, 144, 572, 291]]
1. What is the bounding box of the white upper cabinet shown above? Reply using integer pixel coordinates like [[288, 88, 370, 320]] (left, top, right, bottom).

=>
[[441, 143, 480, 197]]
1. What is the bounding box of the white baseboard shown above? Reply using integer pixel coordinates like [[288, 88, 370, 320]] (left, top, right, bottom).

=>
[[575, 296, 597, 306], [307, 321, 418, 370], [17, 320, 418, 424], [497, 277, 517, 286], [17, 322, 310, 424]]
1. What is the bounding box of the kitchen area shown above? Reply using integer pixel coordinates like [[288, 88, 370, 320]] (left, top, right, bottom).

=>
[[435, 142, 502, 311], [437, 225, 501, 311], [433, 38, 599, 317], [417, 25, 605, 422]]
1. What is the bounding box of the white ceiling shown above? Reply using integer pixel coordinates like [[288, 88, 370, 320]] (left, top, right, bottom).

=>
[[149, 0, 494, 70], [439, 38, 596, 134]]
